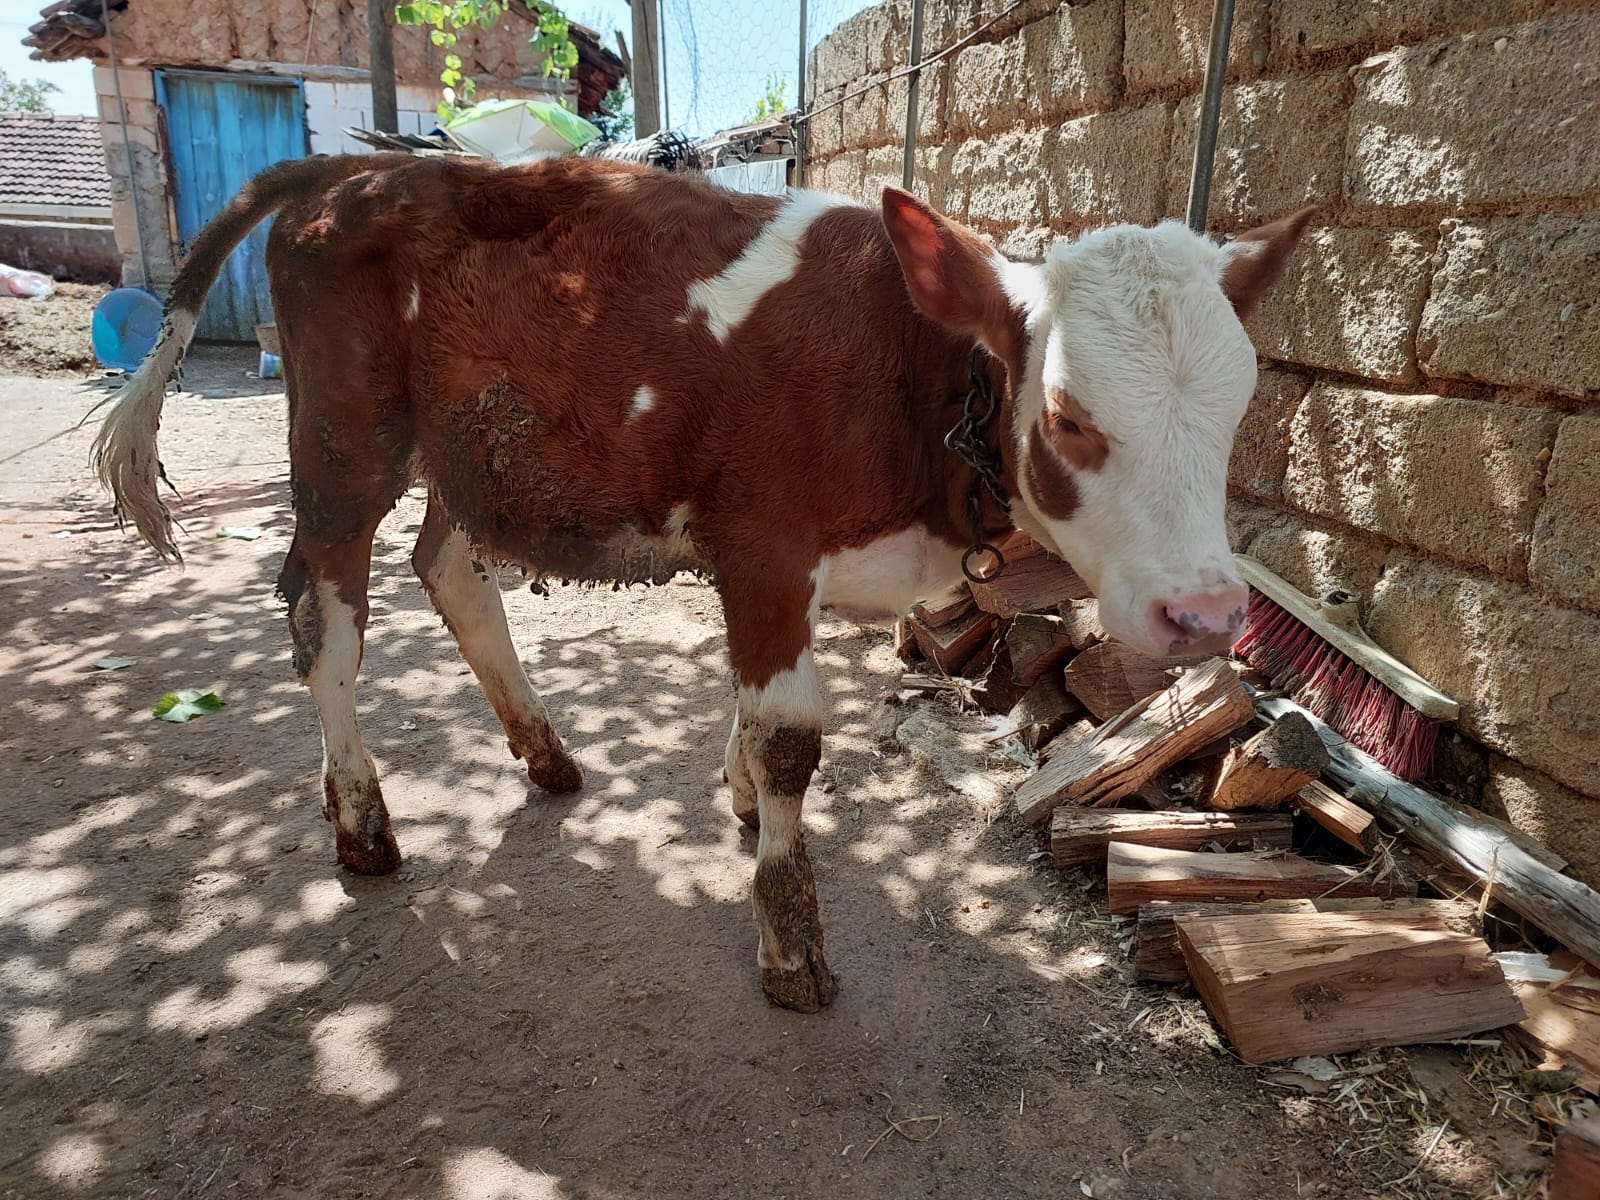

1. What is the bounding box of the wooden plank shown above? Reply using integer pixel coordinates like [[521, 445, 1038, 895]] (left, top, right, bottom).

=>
[[1176, 911, 1524, 1064], [1554, 1116, 1600, 1200], [1064, 641, 1190, 721], [1500, 954, 1600, 1089], [1294, 780, 1378, 852], [967, 534, 1092, 618], [1014, 659, 1254, 826], [907, 608, 996, 677], [1208, 712, 1329, 811], [1050, 808, 1291, 869], [1135, 897, 1481, 983], [1106, 842, 1417, 916], [1256, 694, 1600, 973]]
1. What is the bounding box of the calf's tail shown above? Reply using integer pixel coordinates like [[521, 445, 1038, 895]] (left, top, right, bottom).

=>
[[92, 154, 398, 562]]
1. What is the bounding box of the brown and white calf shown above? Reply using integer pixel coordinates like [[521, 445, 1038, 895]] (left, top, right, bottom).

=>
[[94, 153, 1309, 1011]]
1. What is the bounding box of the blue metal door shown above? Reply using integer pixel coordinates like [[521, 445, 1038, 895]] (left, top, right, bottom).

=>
[[156, 71, 307, 341]]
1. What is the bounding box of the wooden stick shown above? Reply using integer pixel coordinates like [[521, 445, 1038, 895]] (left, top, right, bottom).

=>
[[1106, 842, 1415, 915], [1050, 808, 1290, 869], [1255, 693, 1600, 972], [1014, 659, 1255, 826], [1294, 780, 1378, 852], [1134, 897, 1481, 983]]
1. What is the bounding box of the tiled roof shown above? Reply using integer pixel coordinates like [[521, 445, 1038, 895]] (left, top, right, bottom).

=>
[[0, 111, 112, 209]]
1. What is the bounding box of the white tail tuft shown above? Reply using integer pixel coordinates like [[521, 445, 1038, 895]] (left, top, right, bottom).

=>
[[90, 308, 198, 563]]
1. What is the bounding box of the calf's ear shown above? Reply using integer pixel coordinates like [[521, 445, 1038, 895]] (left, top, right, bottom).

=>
[[881, 187, 1021, 362], [1220, 204, 1317, 321]]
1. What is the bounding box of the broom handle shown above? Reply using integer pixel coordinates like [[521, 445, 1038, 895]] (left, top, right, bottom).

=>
[[1237, 555, 1461, 721]]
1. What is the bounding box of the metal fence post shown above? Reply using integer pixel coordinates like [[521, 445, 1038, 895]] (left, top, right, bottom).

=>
[[900, 0, 926, 191]]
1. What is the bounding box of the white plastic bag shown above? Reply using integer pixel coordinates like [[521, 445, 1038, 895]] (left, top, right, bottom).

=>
[[0, 264, 55, 300]]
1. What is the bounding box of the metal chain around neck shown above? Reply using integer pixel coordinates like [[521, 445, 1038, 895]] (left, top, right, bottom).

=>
[[944, 344, 1011, 584]]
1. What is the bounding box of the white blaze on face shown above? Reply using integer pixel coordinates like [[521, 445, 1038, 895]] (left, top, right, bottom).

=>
[[683, 191, 862, 342], [1004, 224, 1256, 655]]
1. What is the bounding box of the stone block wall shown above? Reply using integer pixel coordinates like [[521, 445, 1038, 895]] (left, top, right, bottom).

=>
[[806, 0, 1600, 883]]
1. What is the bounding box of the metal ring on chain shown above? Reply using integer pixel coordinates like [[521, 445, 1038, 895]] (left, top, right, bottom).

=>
[[961, 542, 1005, 584]]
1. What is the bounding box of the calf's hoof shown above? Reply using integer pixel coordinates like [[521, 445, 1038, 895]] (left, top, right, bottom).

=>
[[528, 752, 584, 794], [761, 948, 839, 1013], [336, 824, 402, 875]]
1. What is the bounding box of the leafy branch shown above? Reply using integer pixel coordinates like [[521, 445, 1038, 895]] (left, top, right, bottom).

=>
[[393, 1, 579, 118]]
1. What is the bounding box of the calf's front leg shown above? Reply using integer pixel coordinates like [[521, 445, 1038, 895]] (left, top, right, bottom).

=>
[[722, 574, 839, 1011]]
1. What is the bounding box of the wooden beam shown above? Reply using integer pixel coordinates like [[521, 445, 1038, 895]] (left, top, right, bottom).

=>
[[365, 0, 398, 134], [630, 0, 662, 136], [1208, 711, 1328, 811], [1106, 842, 1416, 915], [1134, 897, 1481, 983], [1014, 659, 1254, 825], [1256, 694, 1600, 973], [1177, 910, 1524, 1063], [1050, 808, 1291, 869]]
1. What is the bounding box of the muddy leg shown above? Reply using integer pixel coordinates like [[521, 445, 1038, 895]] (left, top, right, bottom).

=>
[[722, 566, 838, 1012], [281, 536, 401, 875], [412, 498, 581, 793], [726, 703, 758, 829]]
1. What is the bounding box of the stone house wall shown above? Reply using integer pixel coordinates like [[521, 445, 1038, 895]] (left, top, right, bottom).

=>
[[805, 0, 1600, 883]]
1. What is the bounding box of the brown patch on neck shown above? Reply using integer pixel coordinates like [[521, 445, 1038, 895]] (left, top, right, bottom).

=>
[[1024, 421, 1080, 522], [1041, 387, 1111, 471]]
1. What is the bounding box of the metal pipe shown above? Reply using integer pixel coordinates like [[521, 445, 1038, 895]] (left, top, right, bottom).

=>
[[900, 0, 926, 192], [1185, 0, 1234, 233], [794, 0, 808, 186], [101, 0, 153, 291]]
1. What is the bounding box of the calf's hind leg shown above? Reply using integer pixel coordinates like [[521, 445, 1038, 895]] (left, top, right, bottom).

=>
[[411, 498, 582, 792], [280, 527, 401, 874]]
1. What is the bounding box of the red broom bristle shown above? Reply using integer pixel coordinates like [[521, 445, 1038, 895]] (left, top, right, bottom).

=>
[[1234, 588, 1441, 782]]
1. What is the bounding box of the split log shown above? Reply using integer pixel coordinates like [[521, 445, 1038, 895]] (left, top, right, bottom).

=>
[[1004, 613, 1075, 689], [1294, 780, 1378, 852], [1554, 1116, 1600, 1200], [1207, 712, 1329, 811], [1036, 716, 1098, 766], [1064, 641, 1191, 721], [967, 534, 1092, 618], [894, 616, 919, 664], [1014, 659, 1254, 826], [1498, 952, 1600, 1090], [1057, 598, 1107, 650], [1050, 808, 1291, 869], [1007, 675, 1080, 752], [970, 649, 1033, 713], [1176, 910, 1524, 1063], [910, 592, 974, 628], [1135, 897, 1480, 983], [908, 608, 997, 677], [1256, 694, 1600, 973], [1105, 842, 1417, 915]]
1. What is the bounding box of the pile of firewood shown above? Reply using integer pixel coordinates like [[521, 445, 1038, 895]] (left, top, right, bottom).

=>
[[898, 532, 1600, 1081]]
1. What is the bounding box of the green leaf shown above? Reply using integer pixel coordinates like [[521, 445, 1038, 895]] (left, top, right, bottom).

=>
[[394, 3, 420, 22], [430, 28, 447, 44], [152, 690, 226, 723], [444, 52, 462, 69], [216, 526, 262, 541], [93, 655, 137, 671]]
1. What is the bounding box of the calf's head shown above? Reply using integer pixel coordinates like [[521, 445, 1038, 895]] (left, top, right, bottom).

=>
[[882, 190, 1312, 658]]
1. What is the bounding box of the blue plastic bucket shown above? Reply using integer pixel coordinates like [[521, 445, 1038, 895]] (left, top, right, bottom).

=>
[[91, 288, 163, 371]]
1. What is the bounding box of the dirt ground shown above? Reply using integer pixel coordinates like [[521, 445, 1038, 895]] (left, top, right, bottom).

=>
[[0, 284, 109, 377], [1, 349, 1554, 1199]]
